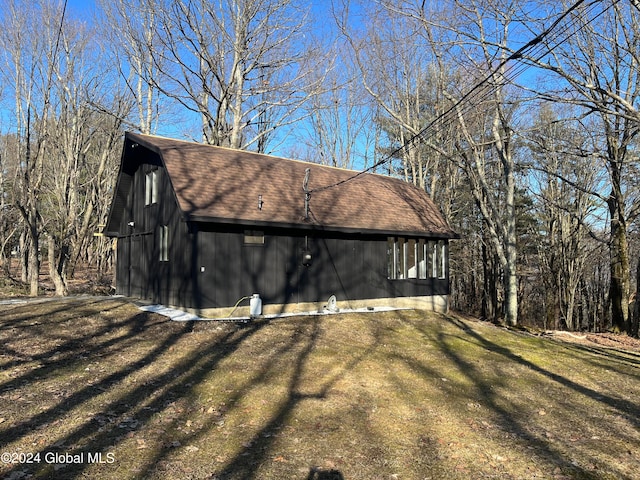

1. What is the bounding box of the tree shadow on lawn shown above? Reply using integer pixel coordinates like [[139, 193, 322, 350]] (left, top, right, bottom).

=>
[[444, 315, 640, 429], [208, 313, 381, 480], [394, 312, 639, 479], [3, 301, 637, 479], [0, 298, 273, 479], [556, 340, 640, 371], [0, 299, 365, 479], [0, 298, 147, 374]]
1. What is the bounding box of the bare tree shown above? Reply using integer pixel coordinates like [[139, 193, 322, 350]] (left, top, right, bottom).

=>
[[293, 35, 378, 169], [43, 16, 130, 294], [98, 0, 162, 134], [1, 0, 129, 295], [528, 104, 604, 330], [519, 0, 640, 332], [0, 137, 21, 277], [0, 0, 62, 295], [336, 1, 450, 190], [150, 0, 323, 151], [415, 0, 522, 326]]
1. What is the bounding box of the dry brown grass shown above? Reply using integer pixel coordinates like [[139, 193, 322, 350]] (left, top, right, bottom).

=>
[[0, 297, 639, 479]]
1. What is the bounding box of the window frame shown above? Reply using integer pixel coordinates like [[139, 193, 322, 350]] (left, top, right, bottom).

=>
[[159, 225, 169, 262], [387, 237, 447, 280], [145, 169, 158, 206], [243, 230, 265, 245]]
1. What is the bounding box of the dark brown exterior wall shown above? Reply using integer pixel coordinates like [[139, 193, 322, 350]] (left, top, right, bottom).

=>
[[180, 225, 449, 311], [114, 157, 450, 310], [114, 150, 185, 303]]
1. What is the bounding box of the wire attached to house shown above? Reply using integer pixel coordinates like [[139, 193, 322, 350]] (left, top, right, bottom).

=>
[[303, 168, 311, 219], [309, 0, 615, 195]]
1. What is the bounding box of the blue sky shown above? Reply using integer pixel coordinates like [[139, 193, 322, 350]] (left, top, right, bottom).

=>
[[66, 0, 96, 19]]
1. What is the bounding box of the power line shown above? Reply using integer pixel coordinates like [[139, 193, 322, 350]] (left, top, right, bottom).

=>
[[310, 0, 616, 194], [42, 0, 68, 113], [52, 0, 68, 62]]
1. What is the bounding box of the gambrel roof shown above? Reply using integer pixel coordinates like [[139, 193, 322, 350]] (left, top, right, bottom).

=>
[[105, 132, 457, 238]]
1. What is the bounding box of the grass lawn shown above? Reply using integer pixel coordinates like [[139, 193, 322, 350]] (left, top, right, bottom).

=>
[[0, 297, 639, 479]]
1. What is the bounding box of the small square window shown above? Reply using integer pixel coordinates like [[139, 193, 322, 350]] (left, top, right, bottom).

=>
[[244, 230, 264, 245]]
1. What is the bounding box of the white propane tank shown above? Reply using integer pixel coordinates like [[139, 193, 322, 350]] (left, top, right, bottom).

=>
[[250, 294, 262, 317]]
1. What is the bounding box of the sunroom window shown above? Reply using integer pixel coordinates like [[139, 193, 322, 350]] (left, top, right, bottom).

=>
[[388, 237, 446, 280]]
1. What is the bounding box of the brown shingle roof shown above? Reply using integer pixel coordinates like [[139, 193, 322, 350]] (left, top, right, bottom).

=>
[[123, 132, 457, 237]]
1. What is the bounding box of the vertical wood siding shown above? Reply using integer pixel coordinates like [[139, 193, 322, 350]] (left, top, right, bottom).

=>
[[114, 149, 450, 309], [191, 227, 449, 309]]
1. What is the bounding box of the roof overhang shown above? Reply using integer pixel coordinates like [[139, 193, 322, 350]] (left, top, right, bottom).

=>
[[187, 215, 460, 239]]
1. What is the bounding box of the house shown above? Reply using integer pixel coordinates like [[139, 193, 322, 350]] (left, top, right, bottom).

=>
[[104, 132, 458, 317]]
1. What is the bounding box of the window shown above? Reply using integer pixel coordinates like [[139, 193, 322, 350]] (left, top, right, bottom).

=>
[[145, 170, 158, 205], [418, 241, 428, 279], [388, 237, 446, 280], [388, 237, 402, 279], [430, 241, 438, 278], [159, 225, 169, 261], [244, 230, 264, 245], [440, 241, 446, 279], [429, 240, 446, 279]]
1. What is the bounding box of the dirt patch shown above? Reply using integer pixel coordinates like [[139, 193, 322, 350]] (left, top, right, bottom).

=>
[[540, 330, 640, 353]]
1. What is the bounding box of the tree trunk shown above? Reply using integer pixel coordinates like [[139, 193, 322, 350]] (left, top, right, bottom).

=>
[[48, 235, 68, 296], [504, 158, 518, 327], [20, 230, 28, 283], [28, 222, 39, 297], [608, 199, 629, 333], [504, 261, 518, 327], [481, 244, 502, 323], [632, 256, 640, 338]]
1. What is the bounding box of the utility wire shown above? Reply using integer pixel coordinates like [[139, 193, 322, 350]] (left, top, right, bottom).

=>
[[310, 0, 615, 194], [52, 0, 68, 62], [42, 0, 68, 118]]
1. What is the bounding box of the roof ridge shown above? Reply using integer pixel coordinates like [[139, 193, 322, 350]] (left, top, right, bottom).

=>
[[117, 131, 458, 238], [126, 131, 391, 179]]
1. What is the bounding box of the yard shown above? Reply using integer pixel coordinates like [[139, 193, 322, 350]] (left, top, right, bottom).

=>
[[0, 297, 639, 479]]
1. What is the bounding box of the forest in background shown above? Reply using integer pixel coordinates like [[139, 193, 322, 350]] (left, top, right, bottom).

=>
[[0, 0, 639, 335]]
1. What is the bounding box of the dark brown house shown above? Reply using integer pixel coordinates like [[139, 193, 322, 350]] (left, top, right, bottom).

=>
[[104, 132, 458, 316]]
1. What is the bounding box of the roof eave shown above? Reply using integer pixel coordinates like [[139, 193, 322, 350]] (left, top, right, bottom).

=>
[[187, 214, 459, 239]]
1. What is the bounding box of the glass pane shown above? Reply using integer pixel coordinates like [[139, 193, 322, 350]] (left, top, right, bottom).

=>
[[418, 239, 427, 279], [387, 237, 395, 279], [244, 230, 264, 245], [151, 171, 158, 204], [407, 239, 417, 278], [145, 173, 152, 205], [163, 226, 169, 261], [398, 237, 406, 279], [438, 241, 446, 279]]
